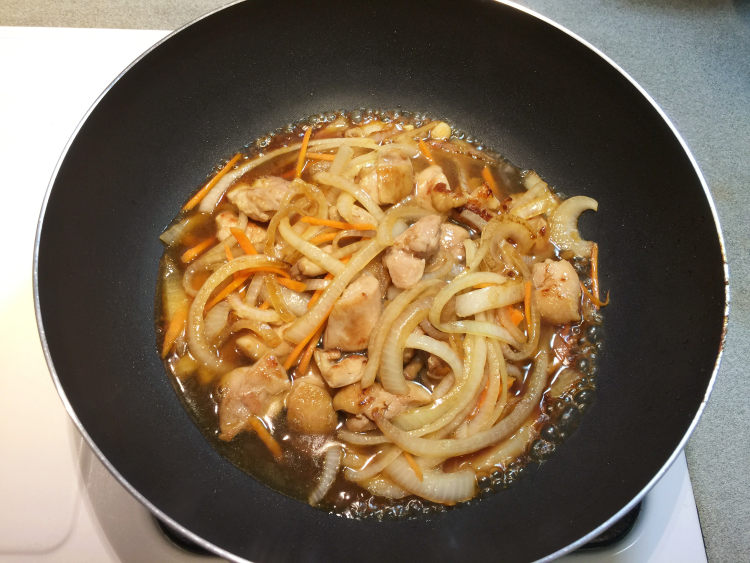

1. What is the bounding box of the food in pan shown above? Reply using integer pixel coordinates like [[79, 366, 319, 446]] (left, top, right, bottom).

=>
[[156, 110, 606, 517]]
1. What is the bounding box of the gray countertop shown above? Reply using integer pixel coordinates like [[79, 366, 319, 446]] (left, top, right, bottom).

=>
[[3, 0, 747, 560]]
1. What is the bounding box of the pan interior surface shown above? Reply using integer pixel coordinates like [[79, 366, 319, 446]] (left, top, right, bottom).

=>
[[35, 0, 726, 561]]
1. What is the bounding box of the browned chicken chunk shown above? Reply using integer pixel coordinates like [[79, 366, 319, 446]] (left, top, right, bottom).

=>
[[227, 176, 293, 222], [383, 214, 443, 288], [324, 274, 382, 351], [332, 381, 432, 421], [532, 259, 581, 324], [217, 356, 290, 441], [214, 210, 267, 247], [439, 223, 470, 263], [286, 380, 338, 434]]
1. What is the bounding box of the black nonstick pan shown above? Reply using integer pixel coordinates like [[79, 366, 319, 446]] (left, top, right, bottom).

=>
[[34, 0, 728, 561]]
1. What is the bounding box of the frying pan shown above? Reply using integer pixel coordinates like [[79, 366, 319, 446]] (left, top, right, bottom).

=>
[[33, 0, 728, 560]]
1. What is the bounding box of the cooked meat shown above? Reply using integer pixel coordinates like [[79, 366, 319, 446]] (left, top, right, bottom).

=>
[[426, 354, 451, 380], [227, 176, 293, 222], [383, 214, 443, 289], [532, 258, 581, 324], [375, 149, 414, 204], [343, 413, 376, 432], [332, 381, 432, 421], [217, 356, 290, 441], [296, 245, 332, 278], [314, 350, 367, 388], [286, 380, 337, 434], [439, 223, 470, 263], [414, 165, 465, 211], [236, 334, 293, 362], [324, 274, 382, 351]]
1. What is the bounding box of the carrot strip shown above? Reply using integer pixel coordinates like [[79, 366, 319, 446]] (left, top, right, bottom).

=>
[[283, 303, 335, 371], [248, 417, 283, 461], [182, 153, 242, 212], [298, 216, 377, 231], [223, 243, 234, 262], [295, 127, 313, 178], [257, 300, 271, 310], [276, 277, 307, 292], [590, 243, 609, 306], [296, 324, 324, 376], [403, 452, 424, 482], [230, 227, 258, 255], [418, 139, 434, 163], [281, 167, 297, 180], [581, 282, 610, 308], [474, 282, 501, 289], [524, 281, 532, 328], [506, 306, 525, 327], [180, 237, 217, 264], [161, 306, 188, 358], [305, 152, 336, 161], [205, 272, 253, 311], [482, 166, 502, 200], [308, 231, 339, 245]]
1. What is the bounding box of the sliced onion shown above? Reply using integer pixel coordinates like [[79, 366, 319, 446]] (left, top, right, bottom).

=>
[[329, 145, 353, 176], [548, 195, 598, 258], [337, 429, 390, 446], [204, 301, 230, 342], [454, 281, 525, 318], [343, 445, 402, 482], [359, 278, 443, 388], [376, 352, 548, 458], [379, 302, 430, 394], [384, 455, 476, 504], [278, 217, 347, 275], [404, 333, 462, 381], [186, 254, 283, 371], [227, 293, 281, 324], [308, 444, 343, 505], [362, 476, 409, 499], [470, 418, 538, 471], [376, 202, 433, 246], [314, 171, 385, 220]]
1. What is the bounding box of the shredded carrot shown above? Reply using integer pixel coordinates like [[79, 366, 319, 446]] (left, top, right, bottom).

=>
[[307, 273, 334, 310], [223, 242, 234, 262], [204, 266, 291, 311], [418, 139, 434, 163], [305, 152, 336, 161], [295, 127, 313, 178], [230, 227, 258, 255], [296, 324, 324, 376], [298, 216, 377, 231], [205, 272, 253, 311], [589, 243, 609, 306], [507, 306, 525, 327], [283, 303, 335, 371], [182, 153, 242, 212], [308, 231, 339, 245], [482, 166, 502, 200], [161, 306, 188, 358], [474, 282, 501, 289], [180, 237, 217, 264], [524, 281, 532, 327], [281, 167, 297, 179], [468, 384, 489, 421], [581, 282, 610, 308], [276, 277, 307, 292], [258, 300, 271, 310], [248, 417, 283, 461], [403, 452, 424, 482]]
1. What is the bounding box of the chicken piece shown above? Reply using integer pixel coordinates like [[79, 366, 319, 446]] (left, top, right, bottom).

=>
[[532, 259, 581, 324], [314, 350, 367, 388], [324, 274, 382, 351], [333, 381, 432, 421], [414, 165, 465, 211], [344, 414, 376, 432], [217, 356, 290, 441], [376, 149, 414, 204], [227, 176, 293, 222], [236, 334, 293, 362], [286, 380, 338, 434], [439, 223, 470, 263], [383, 215, 443, 289], [426, 355, 451, 380]]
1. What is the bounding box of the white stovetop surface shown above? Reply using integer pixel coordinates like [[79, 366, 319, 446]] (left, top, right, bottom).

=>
[[0, 26, 706, 562]]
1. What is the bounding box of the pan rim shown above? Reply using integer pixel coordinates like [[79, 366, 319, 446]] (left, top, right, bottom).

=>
[[31, 1, 729, 561]]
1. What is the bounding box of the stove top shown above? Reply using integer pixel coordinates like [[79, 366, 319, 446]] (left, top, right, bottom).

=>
[[0, 26, 707, 562]]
